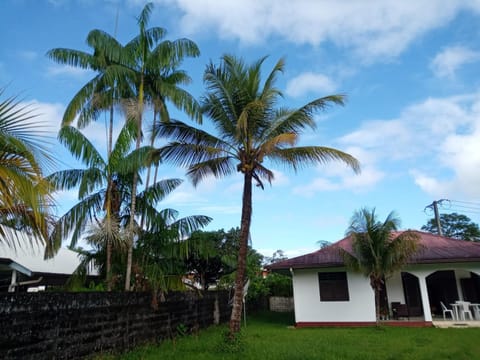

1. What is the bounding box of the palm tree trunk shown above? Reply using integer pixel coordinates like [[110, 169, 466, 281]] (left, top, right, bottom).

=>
[[106, 103, 114, 292], [140, 110, 157, 229], [125, 134, 141, 291], [106, 236, 112, 290], [125, 77, 144, 291], [371, 276, 380, 326], [229, 172, 253, 336]]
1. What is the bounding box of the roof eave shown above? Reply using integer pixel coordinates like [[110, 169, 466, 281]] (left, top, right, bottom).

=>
[[269, 262, 345, 271]]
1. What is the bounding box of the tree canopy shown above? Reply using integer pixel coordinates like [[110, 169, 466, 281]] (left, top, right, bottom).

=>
[[422, 212, 480, 241]]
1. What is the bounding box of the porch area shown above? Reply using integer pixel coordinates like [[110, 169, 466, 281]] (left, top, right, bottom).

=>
[[379, 316, 480, 328], [384, 264, 480, 325]]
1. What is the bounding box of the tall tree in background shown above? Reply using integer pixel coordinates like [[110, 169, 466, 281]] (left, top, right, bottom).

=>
[[134, 208, 211, 308], [49, 2, 201, 291], [343, 208, 419, 324], [185, 228, 240, 290], [0, 88, 55, 254], [47, 120, 158, 287], [48, 25, 136, 290], [422, 212, 480, 241], [156, 55, 360, 336], [120, 2, 201, 290]]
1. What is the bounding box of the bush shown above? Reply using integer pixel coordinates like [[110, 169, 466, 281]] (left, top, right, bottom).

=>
[[247, 273, 292, 305]]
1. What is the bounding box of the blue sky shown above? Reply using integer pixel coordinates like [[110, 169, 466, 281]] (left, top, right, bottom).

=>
[[2, 0, 480, 258]]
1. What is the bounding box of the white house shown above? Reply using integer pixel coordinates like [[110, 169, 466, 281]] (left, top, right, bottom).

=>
[[268, 231, 480, 327]]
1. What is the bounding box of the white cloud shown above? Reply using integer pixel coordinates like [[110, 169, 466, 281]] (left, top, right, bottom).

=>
[[431, 45, 480, 78], [152, 0, 480, 60], [76, 119, 114, 154], [293, 145, 384, 196], [293, 92, 480, 198], [428, 119, 480, 197], [161, 184, 205, 206], [339, 95, 475, 160], [286, 72, 337, 98], [161, 177, 241, 215], [294, 177, 340, 195], [271, 170, 290, 186], [340, 93, 480, 198], [47, 65, 92, 78], [410, 170, 450, 197], [26, 100, 64, 133]]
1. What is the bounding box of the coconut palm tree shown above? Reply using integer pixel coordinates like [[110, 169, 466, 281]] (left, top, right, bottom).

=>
[[0, 88, 55, 253], [155, 55, 360, 335], [343, 208, 420, 324]]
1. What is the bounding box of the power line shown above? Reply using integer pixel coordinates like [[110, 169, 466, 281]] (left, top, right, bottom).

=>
[[449, 199, 480, 207], [424, 199, 480, 225], [448, 204, 480, 212]]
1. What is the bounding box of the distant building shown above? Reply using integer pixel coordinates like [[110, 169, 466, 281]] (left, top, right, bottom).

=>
[[0, 234, 97, 292]]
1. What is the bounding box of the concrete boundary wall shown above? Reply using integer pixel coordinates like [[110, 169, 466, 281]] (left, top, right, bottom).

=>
[[269, 296, 294, 312], [0, 291, 230, 359]]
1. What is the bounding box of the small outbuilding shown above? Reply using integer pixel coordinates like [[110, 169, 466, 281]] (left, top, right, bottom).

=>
[[0, 235, 92, 292]]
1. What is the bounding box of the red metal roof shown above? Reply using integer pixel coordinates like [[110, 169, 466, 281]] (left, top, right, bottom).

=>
[[267, 230, 480, 271]]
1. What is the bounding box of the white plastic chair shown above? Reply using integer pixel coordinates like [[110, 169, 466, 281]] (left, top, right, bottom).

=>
[[471, 304, 480, 320], [456, 301, 473, 320], [440, 301, 454, 320]]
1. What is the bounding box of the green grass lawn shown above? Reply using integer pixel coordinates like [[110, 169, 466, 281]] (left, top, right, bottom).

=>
[[98, 312, 480, 360]]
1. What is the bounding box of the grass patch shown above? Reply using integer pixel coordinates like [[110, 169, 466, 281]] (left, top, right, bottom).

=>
[[96, 312, 480, 360]]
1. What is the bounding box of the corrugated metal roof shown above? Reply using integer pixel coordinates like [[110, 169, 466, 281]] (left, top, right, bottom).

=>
[[0, 237, 83, 275], [268, 230, 480, 270]]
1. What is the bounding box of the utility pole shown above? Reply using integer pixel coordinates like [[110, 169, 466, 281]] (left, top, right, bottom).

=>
[[425, 199, 446, 236], [432, 200, 443, 236]]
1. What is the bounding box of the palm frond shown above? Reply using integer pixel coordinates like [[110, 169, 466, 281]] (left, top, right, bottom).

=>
[[110, 119, 138, 163], [118, 146, 155, 175], [46, 48, 95, 69], [269, 146, 360, 173], [170, 215, 212, 241], [187, 157, 236, 187], [50, 191, 103, 249], [58, 126, 105, 169], [252, 163, 274, 188], [160, 142, 231, 169], [77, 167, 105, 200], [137, 178, 183, 205], [86, 29, 124, 65], [46, 169, 89, 191]]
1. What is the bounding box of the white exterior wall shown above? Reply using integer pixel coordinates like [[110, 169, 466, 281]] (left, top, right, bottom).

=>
[[292, 268, 376, 323], [404, 262, 480, 278]]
